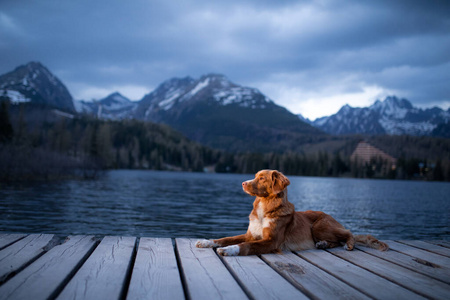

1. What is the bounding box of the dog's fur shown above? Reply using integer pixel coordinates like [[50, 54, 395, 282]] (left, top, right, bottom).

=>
[[196, 170, 389, 256]]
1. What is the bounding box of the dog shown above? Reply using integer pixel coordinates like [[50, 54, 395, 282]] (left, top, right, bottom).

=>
[[196, 169, 389, 256]]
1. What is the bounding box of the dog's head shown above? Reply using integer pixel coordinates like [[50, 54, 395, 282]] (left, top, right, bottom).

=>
[[242, 170, 290, 197]]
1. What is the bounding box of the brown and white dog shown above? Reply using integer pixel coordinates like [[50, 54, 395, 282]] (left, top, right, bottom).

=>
[[196, 169, 388, 256]]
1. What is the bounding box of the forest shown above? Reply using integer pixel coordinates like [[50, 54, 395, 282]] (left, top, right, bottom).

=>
[[1, 100, 449, 182]]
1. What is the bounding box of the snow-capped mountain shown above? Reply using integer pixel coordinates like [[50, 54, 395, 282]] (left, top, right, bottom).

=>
[[136, 74, 274, 120], [308, 96, 450, 136], [0, 62, 75, 113], [136, 74, 323, 152], [75, 92, 137, 120]]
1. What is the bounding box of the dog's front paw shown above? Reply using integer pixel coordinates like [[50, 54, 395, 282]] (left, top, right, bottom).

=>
[[195, 239, 218, 248], [217, 245, 240, 256]]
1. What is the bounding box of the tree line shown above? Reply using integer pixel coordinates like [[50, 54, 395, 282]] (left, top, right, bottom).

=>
[[1, 100, 449, 182]]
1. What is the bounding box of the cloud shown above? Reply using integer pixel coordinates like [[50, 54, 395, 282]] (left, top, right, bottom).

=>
[[0, 0, 449, 118], [254, 71, 397, 120], [69, 82, 150, 101]]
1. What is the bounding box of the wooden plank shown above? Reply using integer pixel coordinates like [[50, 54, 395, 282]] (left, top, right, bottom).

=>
[[356, 245, 450, 284], [297, 249, 426, 300], [261, 251, 370, 300], [0, 235, 97, 300], [328, 248, 450, 300], [397, 240, 450, 257], [56, 236, 136, 300], [0, 234, 26, 250], [426, 240, 450, 249], [175, 238, 247, 300], [126, 238, 184, 300], [386, 240, 450, 268], [0, 234, 54, 282], [222, 254, 308, 300]]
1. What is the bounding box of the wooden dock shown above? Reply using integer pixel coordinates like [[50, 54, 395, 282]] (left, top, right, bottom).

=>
[[0, 234, 449, 300]]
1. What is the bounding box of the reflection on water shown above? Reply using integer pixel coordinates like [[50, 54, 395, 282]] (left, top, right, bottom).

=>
[[1, 170, 449, 239]]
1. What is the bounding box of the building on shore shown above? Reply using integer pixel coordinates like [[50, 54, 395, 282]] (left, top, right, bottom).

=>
[[350, 141, 397, 173]]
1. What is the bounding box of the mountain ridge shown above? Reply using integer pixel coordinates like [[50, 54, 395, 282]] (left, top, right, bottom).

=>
[[1, 62, 449, 145], [302, 96, 450, 136]]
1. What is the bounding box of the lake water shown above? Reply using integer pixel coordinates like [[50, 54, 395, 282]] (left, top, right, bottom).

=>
[[1, 170, 449, 240]]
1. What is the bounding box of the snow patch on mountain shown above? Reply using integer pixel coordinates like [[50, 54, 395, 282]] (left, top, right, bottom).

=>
[[308, 96, 449, 136], [379, 118, 436, 135], [2, 90, 31, 103], [158, 90, 181, 110], [188, 77, 210, 97], [213, 87, 271, 108]]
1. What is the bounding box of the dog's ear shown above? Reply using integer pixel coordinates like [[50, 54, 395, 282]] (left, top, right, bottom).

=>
[[271, 170, 290, 194]]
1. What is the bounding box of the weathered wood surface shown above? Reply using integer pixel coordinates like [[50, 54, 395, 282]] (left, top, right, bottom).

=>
[[56, 236, 136, 300], [0, 234, 55, 283], [0, 236, 96, 300], [297, 249, 426, 300], [397, 240, 450, 258], [262, 251, 370, 299], [0, 234, 449, 300], [175, 238, 248, 300], [0, 234, 26, 250], [127, 238, 184, 300], [222, 252, 309, 300], [329, 247, 450, 300]]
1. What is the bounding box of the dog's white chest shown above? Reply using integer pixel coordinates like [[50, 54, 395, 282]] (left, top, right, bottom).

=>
[[248, 203, 272, 239]]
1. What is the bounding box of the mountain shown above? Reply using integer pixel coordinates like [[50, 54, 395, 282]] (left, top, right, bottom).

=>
[[309, 96, 450, 136], [0, 62, 75, 113], [136, 74, 324, 152], [75, 92, 137, 119]]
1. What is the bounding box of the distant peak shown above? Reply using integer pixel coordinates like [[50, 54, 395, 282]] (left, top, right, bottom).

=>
[[22, 61, 50, 73], [161, 76, 195, 88], [25, 61, 44, 68], [339, 104, 353, 113], [380, 95, 413, 109], [202, 73, 227, 80], [103, 92, 130, 103]]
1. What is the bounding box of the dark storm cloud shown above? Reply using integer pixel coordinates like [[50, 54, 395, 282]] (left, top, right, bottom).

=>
[[0, 0, 449, 117]]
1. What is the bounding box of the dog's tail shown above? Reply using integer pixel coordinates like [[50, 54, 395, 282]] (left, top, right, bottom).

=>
[[354, 234, 389, 251]]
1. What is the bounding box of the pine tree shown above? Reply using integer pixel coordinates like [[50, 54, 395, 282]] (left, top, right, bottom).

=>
[[0, 99, 14, 143]]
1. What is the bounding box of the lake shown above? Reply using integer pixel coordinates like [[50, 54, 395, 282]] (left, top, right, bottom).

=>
[[1, 170, 449, 240]]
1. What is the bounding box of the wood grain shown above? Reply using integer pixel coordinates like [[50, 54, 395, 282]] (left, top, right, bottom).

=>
[[397, 240, 450, 257], [222, 254, 308, 300], [56, 236, 136, 300], [0, 234, 54, 282], [356, 244, 450, 284], [297, 249, 426, 300], [175, 238, 247, 300], [328, 247, 450, 300], [0, 235, 96, 300], [0, 234, 26, 250], [127, 238, 184, 300], [385, 240, 450, 268], [262, 251, 370, 300]]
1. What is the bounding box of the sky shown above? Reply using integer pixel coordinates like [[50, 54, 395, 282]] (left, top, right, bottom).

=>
[[1, 0, 449, 120]]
